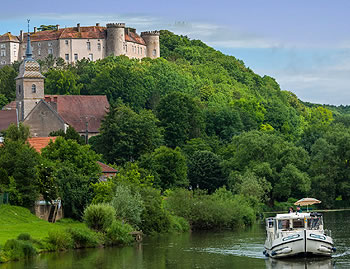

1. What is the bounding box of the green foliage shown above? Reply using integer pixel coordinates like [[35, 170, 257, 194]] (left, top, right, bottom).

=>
[[111, 184, 144, 228], [46, 230, 73, 251], [139, 187, 171, 234], [0, 93, 8, 109], [0, 65, 17, 102], [49, 126, 85, 145], [66, 227, 99, 248], [2, 239, 37, 261], [38, 25, 59, 31], [156, 92, 204, 148], [0, 138, 41, 207], [105, 220, 134, 246], [169, 215, 190, 232], [83, 203, 115, 232], [140, 146, 188, 190], [188, 150, 226, 193], [3, 123, 30, 144], [17, 233, 31, 241], [45, 69, 81, 95], [92, 104, 163, 164]]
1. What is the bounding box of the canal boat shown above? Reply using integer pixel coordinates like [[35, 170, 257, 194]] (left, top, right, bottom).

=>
[[263, 199, 336, 258]]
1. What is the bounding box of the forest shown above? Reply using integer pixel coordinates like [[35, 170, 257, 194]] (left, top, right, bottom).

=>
[[1, 30, 350, 234]]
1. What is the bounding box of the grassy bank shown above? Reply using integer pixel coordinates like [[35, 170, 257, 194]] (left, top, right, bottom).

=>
[[0, 205, 84, 246]]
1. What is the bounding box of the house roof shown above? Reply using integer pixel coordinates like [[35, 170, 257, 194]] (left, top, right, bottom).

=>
[[97, 161, 117, 173], [0, 32, 20, 43], [44, 95, 109, 133], [27, 137, 57, 152], [2, 101, 16, 110], [0, 110, 18, 132], [22, 26, 146, 45]]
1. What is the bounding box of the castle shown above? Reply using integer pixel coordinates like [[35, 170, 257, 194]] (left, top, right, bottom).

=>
[[0, 22, 160, 66]]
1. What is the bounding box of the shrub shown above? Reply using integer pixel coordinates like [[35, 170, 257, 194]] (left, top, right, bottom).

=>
[[105, 220, 134, 246], [83, 203, 115, 232], [169, 215, 190, 232], [2, 239, 37, 261], [46, 230, 73, 251], [17, 233, 31, 241], [66, 227, 99, 248], [139, 187, 171, 234], [110, 184, 144, 228]]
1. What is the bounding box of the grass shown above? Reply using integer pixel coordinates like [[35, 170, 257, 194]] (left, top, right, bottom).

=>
[[0, 205, 85, 246]]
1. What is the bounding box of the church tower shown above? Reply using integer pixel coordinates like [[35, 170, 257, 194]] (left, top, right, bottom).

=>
[[16, 21, 44, 121]]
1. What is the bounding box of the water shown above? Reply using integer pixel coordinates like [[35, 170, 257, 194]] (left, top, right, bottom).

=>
[[1, 211, 350, 269]]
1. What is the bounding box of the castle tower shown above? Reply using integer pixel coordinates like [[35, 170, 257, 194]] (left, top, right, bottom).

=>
[[141, 31, 160, 59], [16, 22, 45, 121], [106, 23, 125, 56]]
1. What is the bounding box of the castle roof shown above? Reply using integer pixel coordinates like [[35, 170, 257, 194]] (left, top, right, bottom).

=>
[[22, 26, 146, 45], [44, 95, 109, 133], [0, 32, 20, 43]]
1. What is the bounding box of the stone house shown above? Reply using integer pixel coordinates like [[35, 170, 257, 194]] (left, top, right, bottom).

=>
[[0, 22, 160, 67]]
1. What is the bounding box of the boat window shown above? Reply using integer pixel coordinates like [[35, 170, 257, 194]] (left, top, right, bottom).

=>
[[308, 217, 321, 230], [292, 219, 304, 229], [278, 220, 290, 230], [267, 219, 274, 228]]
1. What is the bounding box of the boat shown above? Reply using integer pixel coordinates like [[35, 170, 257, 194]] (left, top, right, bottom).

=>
[[263, 198, 336, 258]]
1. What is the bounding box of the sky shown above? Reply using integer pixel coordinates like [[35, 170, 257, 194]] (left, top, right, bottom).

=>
[[1, 0, 350, 105]]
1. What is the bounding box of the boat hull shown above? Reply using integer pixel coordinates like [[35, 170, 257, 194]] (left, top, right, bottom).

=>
[[264, 230, 335, 258]]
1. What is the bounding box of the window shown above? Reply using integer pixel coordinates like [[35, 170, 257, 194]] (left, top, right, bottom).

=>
[[140, 47, 142, 55], [88, 53, 93, 61], [18, 85, 21, 95], [38, 49, 41, 56], [138, 47, 139, 54], [65, 54, 69, 61], [38, 42, 41, 47], [0, 50, 5, 57], [0, 60, 5, 65], [87, 42, 91, 50], [0, 44, 5, 49], [32, 84, 36, 93], [74, 53, 78, 61], [97, 43, 101, 50], [152, 49, 156, 56], [14, 44, 17, 48], [48, 48, 53, 55], [292, 219, 304, 229], [65, 40, 69, 45], [48, 42, 52, 47]]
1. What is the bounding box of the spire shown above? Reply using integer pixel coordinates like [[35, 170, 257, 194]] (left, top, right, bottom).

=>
[[25, 19, 33, 60]]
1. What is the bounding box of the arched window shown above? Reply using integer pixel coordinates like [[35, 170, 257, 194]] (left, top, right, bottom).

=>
[[32, 84, 36, 93], [18, 85, 21, 95]]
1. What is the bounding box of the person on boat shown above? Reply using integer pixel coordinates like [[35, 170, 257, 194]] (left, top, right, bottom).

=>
[[296, 206, 302, 213], [288, 206, 294, 213]]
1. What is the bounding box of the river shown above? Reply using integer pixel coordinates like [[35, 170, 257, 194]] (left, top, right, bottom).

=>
[[1, 211, 349, 269]]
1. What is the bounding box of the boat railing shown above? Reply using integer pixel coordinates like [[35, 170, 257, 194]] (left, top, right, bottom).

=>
[[324, 229, 332, 237]]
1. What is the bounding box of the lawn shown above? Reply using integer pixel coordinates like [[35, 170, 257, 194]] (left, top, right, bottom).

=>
[[0, 204, 85, 245]]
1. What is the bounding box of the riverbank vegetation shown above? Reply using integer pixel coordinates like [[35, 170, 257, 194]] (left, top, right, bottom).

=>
[[2, 29, 350, 262]]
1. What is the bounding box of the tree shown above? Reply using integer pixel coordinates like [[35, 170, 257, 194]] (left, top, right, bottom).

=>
[[0, 94, 8, 109], [49, 126, 85, 145], [0, 65, 17, 102], [139, 146, 188, 190], [2, 123, 30, 144], [92, 104, 163, 164], [41, 137, 100, 177], [0, 140, 41, 207], [38, 25, 59, 31], [188, 150, 226, 193], [45, 69, 81, 95], [156, 92, 204, 148]]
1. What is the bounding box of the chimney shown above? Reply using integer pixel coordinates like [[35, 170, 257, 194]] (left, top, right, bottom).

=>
[[56, 24, 60, 30], [96, 23, 100, 27], [34, 27, 37, 33], [77, 23, 81, 32], [20, 30, 23, 41]]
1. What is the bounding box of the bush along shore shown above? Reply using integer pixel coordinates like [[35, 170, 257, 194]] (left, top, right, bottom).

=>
[[0, 181, 258, 263]]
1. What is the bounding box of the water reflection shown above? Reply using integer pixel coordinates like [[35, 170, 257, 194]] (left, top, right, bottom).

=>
[[1, 211, 349, 269], [265, 258, 334, 269]]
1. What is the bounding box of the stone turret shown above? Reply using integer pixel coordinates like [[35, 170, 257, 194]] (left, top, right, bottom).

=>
[[15, 26, 44, 121], [141, 31, 160, 59], [106, 23, 125, 56]]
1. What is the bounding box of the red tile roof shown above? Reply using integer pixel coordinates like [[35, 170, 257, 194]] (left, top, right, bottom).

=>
[[27, 137, 57, 152], [0, 32, 19, 42], [2, 101, 16, 110], [0, 110, 18, 132], [23, 26, 146, 45], [97, 161, 117, 173], [45, 95, 109, 133]]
